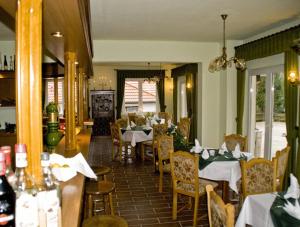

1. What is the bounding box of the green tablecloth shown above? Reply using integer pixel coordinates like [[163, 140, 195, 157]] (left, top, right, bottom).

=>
[[198, 149, 247, 170], [270, 192, 300, 227]]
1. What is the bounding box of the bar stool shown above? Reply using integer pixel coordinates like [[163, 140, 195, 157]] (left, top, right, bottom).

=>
[[85, 180, 115, 217], [91, 166, 112, 181], [82, 215, 128, 227]]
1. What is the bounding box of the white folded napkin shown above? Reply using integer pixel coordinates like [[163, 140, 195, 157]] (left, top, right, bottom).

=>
[[283, 200, 300, 220], [151, 119, 158, 125], [284, 174, 300, 199], [202, 149, 209, 159], [130, 121, 136, 127], [190, 139, 202, 153], [126, 125, 131, 130], [167, 119, 172, 128], [146, 118, 151, 127], [50, 153, 97, 182], [220, 142, 228, 152], [232, 144, 241, 158], [160, 119, 165, 124]]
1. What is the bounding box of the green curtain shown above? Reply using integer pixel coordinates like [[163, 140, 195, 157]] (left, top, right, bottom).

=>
[[236, 70, 246, 134], [172, 64, 198, 140], [186, 72, 197, 142], [284, 50, 298, 185], [116, 70, 165, 118], [234, 24, 300, 185], [173, 76, 178, 123], [116, 70, 125, 119], [157, 79, 165, 112]]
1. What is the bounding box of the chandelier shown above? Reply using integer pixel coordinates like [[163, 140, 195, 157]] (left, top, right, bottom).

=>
[[208, 14, 246, 73], [144, 62, 161, 83]]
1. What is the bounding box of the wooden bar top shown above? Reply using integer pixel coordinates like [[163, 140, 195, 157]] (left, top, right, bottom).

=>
[[54, 128, 91, 227]]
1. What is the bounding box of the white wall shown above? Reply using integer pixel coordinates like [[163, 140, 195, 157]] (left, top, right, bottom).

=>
[[92, 40, 239, 147]]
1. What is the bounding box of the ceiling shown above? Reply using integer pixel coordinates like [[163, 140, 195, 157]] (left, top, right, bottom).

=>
[[90, 0, 300, 42]]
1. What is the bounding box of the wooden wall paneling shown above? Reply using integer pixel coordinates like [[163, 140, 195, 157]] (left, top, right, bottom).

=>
[[78, 68, 84, 126], [15, 0, 43, 180], [83, 75, 89, 120], [64, 52, 76, 151]]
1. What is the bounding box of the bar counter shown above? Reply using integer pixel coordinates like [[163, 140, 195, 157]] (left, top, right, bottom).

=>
[[55, 128, 92, 227]]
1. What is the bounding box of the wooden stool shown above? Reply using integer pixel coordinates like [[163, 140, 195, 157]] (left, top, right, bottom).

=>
[[85, 181, 115, 217], [82, 215, 128, 227], [91, 166, 112, 181]]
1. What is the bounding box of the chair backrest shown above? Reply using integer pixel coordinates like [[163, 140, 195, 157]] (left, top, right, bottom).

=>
[[177, 118, 191, 141], [224, 134, 247, 152], [153, 123, 168, 141], [206, 184, 235, 227], [116, 118, 127, 128], [135, 116, 146, 126], [110, 122, 122, 144], [157, 135, 174, 161], [128, 113, 136, 123], [158, 112, 172, 122], [170, 151, 199, 193], [273, 146, 290, 191], [241, 157, 277, 198]]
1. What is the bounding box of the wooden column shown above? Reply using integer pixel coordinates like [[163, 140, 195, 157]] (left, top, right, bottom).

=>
[[16, 0, 43, 179], [64, 52, 76, 151], [78, 68, 84, 126]]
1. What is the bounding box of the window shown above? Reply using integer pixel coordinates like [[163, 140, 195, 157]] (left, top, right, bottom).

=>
[[45, 78, 64, 116], [124, 79, 157, 113]]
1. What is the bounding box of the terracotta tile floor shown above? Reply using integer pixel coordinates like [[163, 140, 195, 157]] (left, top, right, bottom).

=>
[[86, 136, 209, 227]]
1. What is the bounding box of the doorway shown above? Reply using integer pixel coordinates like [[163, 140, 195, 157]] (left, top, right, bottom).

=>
[[248, 65, 287, 159]]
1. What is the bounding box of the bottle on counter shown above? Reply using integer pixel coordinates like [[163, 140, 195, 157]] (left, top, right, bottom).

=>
[[0, 146, 16, 188], [37, 152, 62, 227], [14, 144, 39, 227], [3, 55, 8, 71], [0, 151, 16, 227]]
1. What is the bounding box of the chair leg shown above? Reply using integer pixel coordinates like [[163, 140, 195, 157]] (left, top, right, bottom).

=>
[[188, 197, 192, 209], [88, 194, 93, 218], [193, 196, 199, 227], [111, 143, 115, 160], [109, 192, 114, 215], [119, 145, 122, 161], [172, 191, 178, 220]]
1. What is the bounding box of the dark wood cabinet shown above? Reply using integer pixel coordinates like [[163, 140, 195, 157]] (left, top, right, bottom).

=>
[[89, 90, 115, 136]]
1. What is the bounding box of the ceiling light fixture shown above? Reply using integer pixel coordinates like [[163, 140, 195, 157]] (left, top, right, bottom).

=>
[[208, 14, 246, 73], [144, 62, 160, 84], [51, 31, 63, 38]]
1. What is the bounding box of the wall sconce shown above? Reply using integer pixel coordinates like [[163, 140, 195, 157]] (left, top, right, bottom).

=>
[[288, 71, 300, 86], [186, 82, 192, 89]]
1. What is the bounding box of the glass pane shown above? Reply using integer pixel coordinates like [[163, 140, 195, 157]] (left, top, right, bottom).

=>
[[271, 72, 287, 157], [142, 81, 156, 112], [47, 80, 55, 103], [180, 83, 187, 117], [255, 75, 266, 157], [124, 80, 139, 112]]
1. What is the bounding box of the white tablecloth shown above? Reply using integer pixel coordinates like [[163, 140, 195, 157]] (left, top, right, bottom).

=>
[[122, 130, 153, 147], [198, 152, 252, 193], [235, 193, 276, 227]]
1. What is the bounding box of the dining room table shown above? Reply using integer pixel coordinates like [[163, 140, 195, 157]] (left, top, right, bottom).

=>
[[121, 126, 153, 147], [195, 149, 253, 203]]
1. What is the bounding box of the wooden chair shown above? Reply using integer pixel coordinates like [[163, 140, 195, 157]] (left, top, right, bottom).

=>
[[241, 157, 277, 199], [157, 134, 174, 193], [273, 146, 290, 191], [177, 117, 191, 141], [135, 116, 146, 126], [110, 122, 134, 161], [128, 113, 136, 123], [224, 134, 247, 152], [170, 151, 218, 227], [206, 185, 235, 227], [158, 112, 172, 122], [116, 118, 127, 128], [141, 123, 168, 168]]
